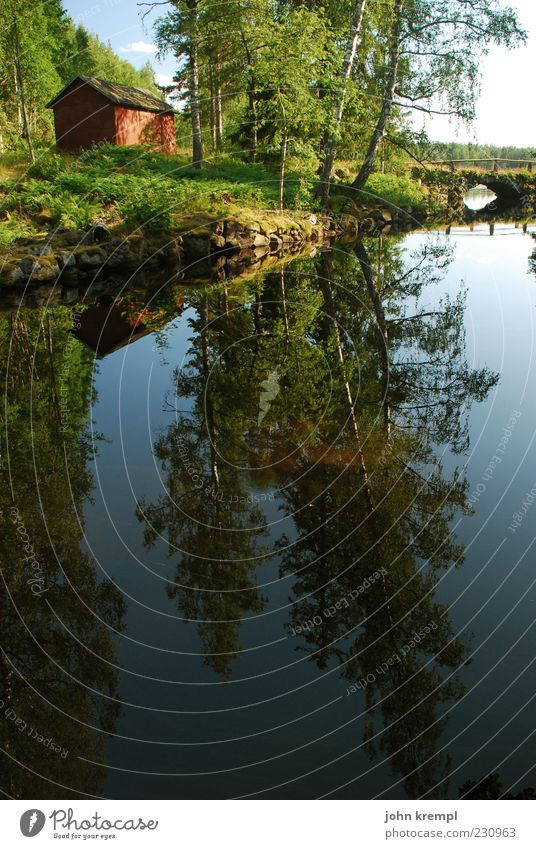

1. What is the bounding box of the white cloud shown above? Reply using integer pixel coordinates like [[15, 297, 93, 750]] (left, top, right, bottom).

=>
[[120, 41, 157, 54], [156, 73, 175, 87]]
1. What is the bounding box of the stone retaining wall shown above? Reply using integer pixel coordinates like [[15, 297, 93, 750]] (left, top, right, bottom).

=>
[[0, 204, 424, 298], [0, 213, 344, 292]]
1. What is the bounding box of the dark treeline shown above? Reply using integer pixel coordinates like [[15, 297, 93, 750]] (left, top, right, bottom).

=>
[[425, 141, 536, 163]]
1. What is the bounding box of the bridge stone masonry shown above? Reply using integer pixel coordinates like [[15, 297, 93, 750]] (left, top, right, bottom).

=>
[[413, 164, 536, 221]]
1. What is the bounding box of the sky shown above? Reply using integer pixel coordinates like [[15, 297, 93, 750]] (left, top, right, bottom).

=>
[[63, 0, 536, 147]]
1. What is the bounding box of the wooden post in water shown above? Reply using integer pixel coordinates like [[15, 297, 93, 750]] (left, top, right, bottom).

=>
[[489, 223, 494, 236], [446, 225, 451, 236], [523, 223, 528, 233]]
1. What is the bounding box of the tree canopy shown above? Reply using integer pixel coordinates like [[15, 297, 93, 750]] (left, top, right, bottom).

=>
[[0, 0, 526, 201]]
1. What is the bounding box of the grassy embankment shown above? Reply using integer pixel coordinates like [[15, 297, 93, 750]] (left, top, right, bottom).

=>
[[0, 145, 430, 251]]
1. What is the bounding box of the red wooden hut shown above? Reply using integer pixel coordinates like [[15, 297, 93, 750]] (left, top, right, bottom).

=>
[[46, 76, 177, 154]]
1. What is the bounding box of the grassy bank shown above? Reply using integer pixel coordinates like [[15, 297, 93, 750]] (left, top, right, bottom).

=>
[[0, 145, 430, 251]]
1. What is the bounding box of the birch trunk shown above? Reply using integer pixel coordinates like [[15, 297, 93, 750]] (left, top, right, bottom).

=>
[[352, 0, 403, 192], [214, 67, 224, 152], [318, 0, 368, 204], [13, 19, 35, 162], [279, 127, 288, 211]]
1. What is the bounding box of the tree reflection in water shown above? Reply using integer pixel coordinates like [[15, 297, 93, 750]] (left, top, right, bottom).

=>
[[138, 234, 498, 796], [0, 309, 125, 798]]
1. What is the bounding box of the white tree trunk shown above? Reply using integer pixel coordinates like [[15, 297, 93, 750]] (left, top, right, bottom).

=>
[[353, 0, 403, 192], [318, 0, 368, 204]]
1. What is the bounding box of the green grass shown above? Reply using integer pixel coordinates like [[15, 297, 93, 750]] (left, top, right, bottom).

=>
[[0, 144, 427, 249], [0, 145, 320, 243], [0, 151, 32, 182]]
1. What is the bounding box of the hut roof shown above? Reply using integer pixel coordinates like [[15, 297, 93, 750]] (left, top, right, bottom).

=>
[[46, 76, 178, 114], [72, 305, 153, 358]]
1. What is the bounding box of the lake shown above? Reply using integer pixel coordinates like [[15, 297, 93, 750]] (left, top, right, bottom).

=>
[[2, 221, 536, 800]]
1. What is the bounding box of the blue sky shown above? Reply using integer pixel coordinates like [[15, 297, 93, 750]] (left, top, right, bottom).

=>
[[63, 0, 536, 146], [64, 0, 178, 86]]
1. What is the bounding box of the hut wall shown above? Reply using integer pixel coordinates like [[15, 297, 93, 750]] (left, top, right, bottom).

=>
[[114, 108, 176, 153], [52, 83, 116, 152]]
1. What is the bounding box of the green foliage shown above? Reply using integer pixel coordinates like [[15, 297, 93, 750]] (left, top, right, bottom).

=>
[[0, 0, 62, 146], [0, 216, 36, 249], [59, 25, 160, 94], [0, 142, 329, 245], [0, 0, 527, 215], [363, 173, 428, 208], [0, 177, 98, 228], [46, 192, 102, 229], [119, 188, 174, 233], [27, 152, 66, 180]]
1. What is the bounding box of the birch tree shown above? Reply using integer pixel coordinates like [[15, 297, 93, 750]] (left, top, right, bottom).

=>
[[352, 0, 525, 192], [317, 0, 368, 204]]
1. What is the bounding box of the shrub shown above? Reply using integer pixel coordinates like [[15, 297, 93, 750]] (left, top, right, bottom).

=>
[[0, 217, 36, 249], [363, 173, 428, 208], [28, 153, 66, 181], [119, 188, 174, 233], [54, 172, 97, 196], [45, 192, 102, 229]]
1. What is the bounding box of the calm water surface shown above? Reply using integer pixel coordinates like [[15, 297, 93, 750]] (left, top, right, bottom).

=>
[[2, 223, 536, 799]]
